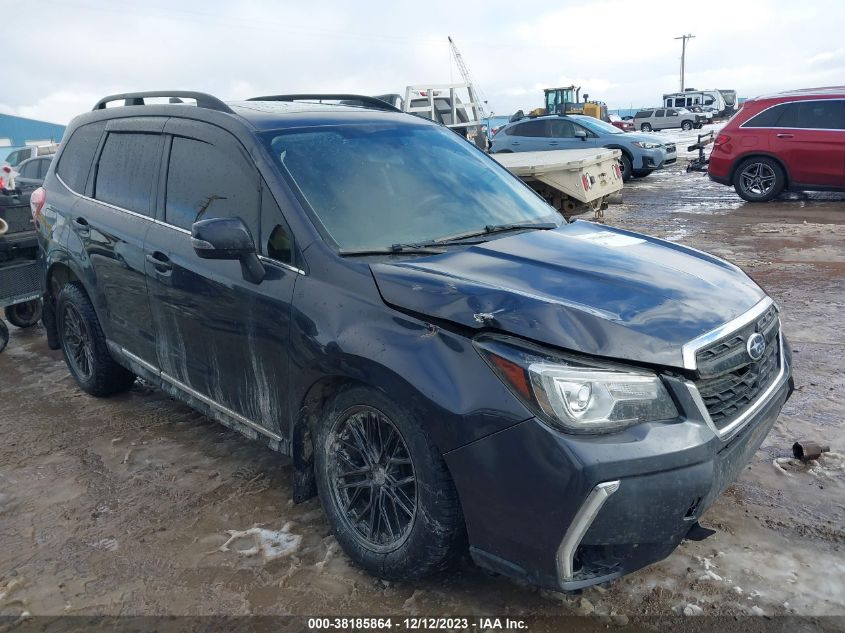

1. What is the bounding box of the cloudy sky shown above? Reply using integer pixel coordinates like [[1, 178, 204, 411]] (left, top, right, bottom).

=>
[[4, 0, 844, 124]]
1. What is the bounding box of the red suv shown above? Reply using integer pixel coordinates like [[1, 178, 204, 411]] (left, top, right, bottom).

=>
[[708, 87, 845, 201]]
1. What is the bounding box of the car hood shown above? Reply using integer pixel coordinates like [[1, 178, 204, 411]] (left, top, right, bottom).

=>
[[370, 222, 766, 370], [623, 132, 671, 146]]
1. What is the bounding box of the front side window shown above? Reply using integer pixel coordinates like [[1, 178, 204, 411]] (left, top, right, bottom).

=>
[[165, 136, 259, 232], [262, 123, 559, 251], [94, 132, 161, 216], [577, 117, 623, 135], [548, 119, 576, 137], [56, 122, 106, 193]]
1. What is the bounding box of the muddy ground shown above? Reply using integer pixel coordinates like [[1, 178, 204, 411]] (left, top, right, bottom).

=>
[[1, 162, 844, 627]]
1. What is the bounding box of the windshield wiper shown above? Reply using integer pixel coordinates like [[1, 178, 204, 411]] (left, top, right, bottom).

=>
[[338, 243, 447, 257], [434, 221, 559, 244]]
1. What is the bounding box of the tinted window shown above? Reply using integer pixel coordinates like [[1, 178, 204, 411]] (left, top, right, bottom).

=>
[[165, 136, 259, 232], [743, 103, 789, 128], [261, 186, 294, 265], [655, 110, 665, 117], [548, 119, 576, 137], [38, 158, 52, 179], [666, 109, 677, 116], [94, 133, 160, 216], [512, 120, 548, 137], [56, 122, 105, 193], [19, 159, 38, 178], [778, 100, 845, 130], [635, 110, 653, 118]]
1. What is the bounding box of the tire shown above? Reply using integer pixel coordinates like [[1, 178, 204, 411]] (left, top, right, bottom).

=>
[[5, 299, 42, 328], [681, 120, 693, 131], [732, 157, 785, 202], [619, 154, 633, 182], [632, 169, 655, 178], [640, 123, 652, 132], [56, 283, 136, 396], [314, 385, 464, 580], [0, 320, 8, 353]]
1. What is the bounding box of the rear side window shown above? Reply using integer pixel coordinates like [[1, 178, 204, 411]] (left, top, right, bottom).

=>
[[743, 103, 789, 128], [56, 122, 105, 193], [94, 133, 161, 216], [165, 136, 259, 232], [38, 158, 52, 179], [19, 160, 38, 178], [511, 120, 548, 137], [777, 100, 845, 130], [655, 110, 665, 117]]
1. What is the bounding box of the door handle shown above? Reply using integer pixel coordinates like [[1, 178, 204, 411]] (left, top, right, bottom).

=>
[[776, 133, 794, 139], [146, 252, 172, 272]]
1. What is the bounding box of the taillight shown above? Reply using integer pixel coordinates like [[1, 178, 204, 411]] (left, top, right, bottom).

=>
[[31, 187, 46, 227], [581, 174, 592, 191], [0, 165, 9, 190], [714, 133, 731, 146]]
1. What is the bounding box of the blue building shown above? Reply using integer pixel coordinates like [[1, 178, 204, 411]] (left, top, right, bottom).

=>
[[0, 113, 66, 162]]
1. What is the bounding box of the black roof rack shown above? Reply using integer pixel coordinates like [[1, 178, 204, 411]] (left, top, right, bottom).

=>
[[247, 94, 401, 113], [92, 91, 235, 114]]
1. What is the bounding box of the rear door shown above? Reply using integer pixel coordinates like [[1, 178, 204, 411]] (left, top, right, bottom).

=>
[[143, 119, 298, 439], [505, 119, 550, 151], [77, 118, 163, 366], [768, 99, 845, 187]]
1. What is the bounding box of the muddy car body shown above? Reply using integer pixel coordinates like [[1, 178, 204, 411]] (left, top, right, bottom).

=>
[[34, 92, 793, 592]]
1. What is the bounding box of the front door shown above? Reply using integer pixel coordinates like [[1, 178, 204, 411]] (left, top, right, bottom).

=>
[[769, 99, 845, 187], [143, 120, 298, 439]]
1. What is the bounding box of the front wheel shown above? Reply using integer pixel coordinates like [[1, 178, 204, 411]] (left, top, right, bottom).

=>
[[732, 157, 785, 202], [5, 299, 42, 328], [632, 169, 655, 178], [314, 385, 464, 580], [640, 123, 652, 132], [56, 283, 136, 396], [681, 120, 693, 131], [619, 154, 633, 182]]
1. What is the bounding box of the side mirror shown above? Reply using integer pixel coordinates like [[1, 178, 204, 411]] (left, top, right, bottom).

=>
[[191, 217, 265, 284], [574, 130, 587, 141]]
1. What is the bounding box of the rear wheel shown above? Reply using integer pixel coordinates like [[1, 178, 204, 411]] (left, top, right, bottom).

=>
[[56, 283, 135, 396], [314, 385, 464, 580], [681, 120, 694, 131], [640, 123, 652, 132], [732, 157, 785, 202], [5, 299, 42, 328]]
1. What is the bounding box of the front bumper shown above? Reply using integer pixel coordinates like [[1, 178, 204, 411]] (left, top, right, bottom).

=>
[[636, 148, 666, 170], [446, 348, 792, 591]]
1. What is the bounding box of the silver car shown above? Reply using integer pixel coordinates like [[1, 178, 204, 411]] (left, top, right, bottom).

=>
[[633, 107, 702, 132]]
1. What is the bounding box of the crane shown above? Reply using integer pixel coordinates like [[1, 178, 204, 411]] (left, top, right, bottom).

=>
[[448, 36, 488, 118]]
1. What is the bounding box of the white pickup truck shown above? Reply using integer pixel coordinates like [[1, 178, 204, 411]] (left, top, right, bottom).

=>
[[492, 147, 624, 219]]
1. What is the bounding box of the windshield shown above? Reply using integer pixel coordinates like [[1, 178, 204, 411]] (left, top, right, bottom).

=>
[[576, 117, 623, 135], [262, 124, 560, 251]]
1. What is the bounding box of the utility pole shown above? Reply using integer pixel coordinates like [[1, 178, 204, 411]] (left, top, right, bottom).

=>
[[674, 34, 695, 91]]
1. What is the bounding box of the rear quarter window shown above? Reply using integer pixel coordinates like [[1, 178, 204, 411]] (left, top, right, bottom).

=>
[[635, 110, 653, 118], [56, 122, 106, 193]]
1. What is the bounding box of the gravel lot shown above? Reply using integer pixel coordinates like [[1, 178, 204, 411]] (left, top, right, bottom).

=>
[[1, 160, 844, 627]]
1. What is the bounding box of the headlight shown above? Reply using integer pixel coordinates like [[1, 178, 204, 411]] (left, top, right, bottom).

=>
[[474, 335, 678, 434], [633, 141, 661, 149]]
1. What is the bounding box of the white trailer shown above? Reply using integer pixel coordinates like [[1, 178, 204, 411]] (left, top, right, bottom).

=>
[[492, 148, 624, 220]]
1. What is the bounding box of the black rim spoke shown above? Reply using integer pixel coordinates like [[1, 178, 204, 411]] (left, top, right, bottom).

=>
[[62, 305, 94, 381], [329, 406, 417, 551]]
